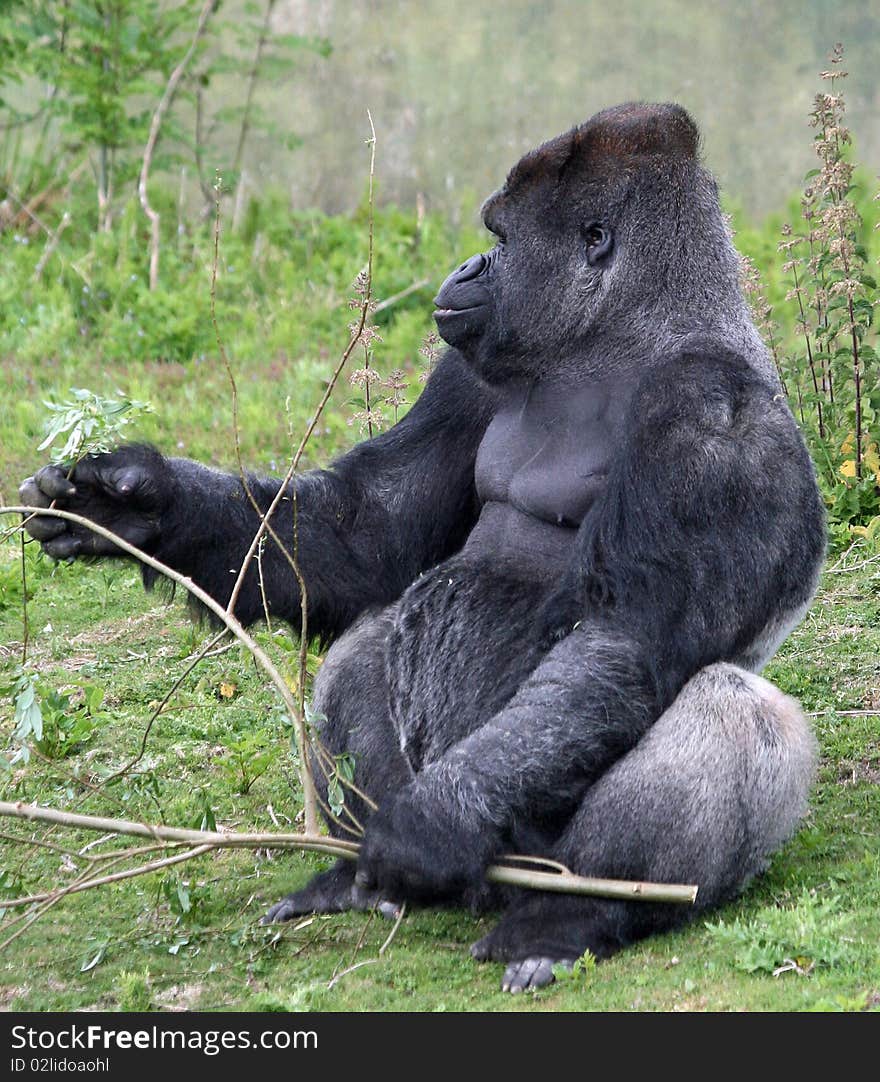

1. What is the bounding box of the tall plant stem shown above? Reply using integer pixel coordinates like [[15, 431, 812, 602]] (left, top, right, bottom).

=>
[[138, 0, 216, 289], [232, 0, 276, 176]]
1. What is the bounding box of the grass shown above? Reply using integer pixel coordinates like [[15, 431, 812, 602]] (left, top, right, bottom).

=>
[[0, 196, 878, 1012], [0, 521, 877, 1012]]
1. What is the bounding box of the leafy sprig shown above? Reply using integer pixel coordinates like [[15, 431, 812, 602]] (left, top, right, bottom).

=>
[[38, 388, 153, 465]]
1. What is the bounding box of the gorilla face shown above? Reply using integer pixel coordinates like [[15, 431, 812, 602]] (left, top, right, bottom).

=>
[[433, 203, 616, 385], [433, 102, 718, 385]]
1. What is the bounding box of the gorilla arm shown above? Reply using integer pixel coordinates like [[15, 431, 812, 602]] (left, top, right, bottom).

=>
[[19, 350, 494, 639], [355, 351, 827, 898]]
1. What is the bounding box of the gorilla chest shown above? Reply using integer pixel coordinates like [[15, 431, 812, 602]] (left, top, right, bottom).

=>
[[474, 378, 626, 528]]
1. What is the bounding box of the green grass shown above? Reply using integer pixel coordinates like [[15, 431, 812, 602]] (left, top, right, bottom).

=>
[[0, 538, 877, 1012], [0, 199, 878, 1012]]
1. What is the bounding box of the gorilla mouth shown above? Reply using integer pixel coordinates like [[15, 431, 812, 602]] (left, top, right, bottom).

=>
[[433, 304, 486, 319]]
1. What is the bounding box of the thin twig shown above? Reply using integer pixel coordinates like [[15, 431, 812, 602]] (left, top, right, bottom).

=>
[[232, 0, 277, 176], [805, 708, 880, 717], [0, 853, 131, 951], [824, 554, 880, 575], [102, 627, 228, 785], [325, 959, 378, 989], [217, 116, 383, 828], [0, 800, 358, 857], [379, 900, 406, 954], [5, 505, 322, 799], [209, 177, 317, 828], [11, 507, 375, 826], [0, 845, 213, 911], [372, 278, 431, 314], [33, 210, 71, 280], [0, 831, 80, 859], [346, 906, 375, 968], [18, 531, 28, 663]]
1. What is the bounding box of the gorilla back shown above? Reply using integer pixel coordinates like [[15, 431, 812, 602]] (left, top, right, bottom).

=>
[[20, 103, 826, 994]]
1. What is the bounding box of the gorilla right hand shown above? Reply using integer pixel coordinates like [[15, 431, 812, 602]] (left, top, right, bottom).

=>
[[18, 445, 171, 559]]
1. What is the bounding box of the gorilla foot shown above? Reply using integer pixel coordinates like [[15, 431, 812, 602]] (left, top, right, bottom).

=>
[[471, 933, 575, 993], [262, 860, 400, 923], [471, 894, 615, 992]]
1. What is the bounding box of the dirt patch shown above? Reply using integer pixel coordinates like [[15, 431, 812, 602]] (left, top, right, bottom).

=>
[[836, 759, 880, 786], [153, 982, 205, 1011], [0, 984, 29, 1010]]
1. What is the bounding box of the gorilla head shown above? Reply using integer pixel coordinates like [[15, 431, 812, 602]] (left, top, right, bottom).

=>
[[434, 102, 745, 384]]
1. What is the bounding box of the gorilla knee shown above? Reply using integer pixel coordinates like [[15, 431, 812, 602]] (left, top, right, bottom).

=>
[[309, 609, 412, 822], [675, 662, 816, 822], [654, 663, 817, 883]]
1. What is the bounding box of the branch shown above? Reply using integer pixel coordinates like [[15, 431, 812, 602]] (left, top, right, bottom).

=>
[[0, 845, 214, 910], [33, 211, 71, 280], [0, 801, 698, 905], [4, 504, 323, 793], [232, 0, 277, 175], [372, 278, 431, 315]]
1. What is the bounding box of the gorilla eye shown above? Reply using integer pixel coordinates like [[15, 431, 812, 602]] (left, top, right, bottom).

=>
[[584, 222, 613, 266]]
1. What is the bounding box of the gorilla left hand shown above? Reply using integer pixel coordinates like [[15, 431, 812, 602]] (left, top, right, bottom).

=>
[[355, 783, 498, 901]]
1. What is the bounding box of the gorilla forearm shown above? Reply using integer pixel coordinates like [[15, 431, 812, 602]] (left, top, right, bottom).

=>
[[417, 621, 658, 828], [148, 454, 480, 635], [141, 458, 396, 633], [356, 619, 661, 897]]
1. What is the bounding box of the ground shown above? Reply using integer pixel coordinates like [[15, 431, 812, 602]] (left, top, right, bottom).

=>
[[0, 542, 877, 1012]]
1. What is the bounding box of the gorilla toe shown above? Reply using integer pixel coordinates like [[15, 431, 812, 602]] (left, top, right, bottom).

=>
[[262, 860, 401, 923], [502, 956, 567, 994]]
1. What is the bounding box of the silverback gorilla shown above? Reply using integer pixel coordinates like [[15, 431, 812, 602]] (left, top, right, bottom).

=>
[[21, 103, 826, 992]]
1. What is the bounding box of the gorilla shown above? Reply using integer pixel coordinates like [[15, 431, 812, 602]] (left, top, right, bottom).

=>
[[21, 103, 826, 993]]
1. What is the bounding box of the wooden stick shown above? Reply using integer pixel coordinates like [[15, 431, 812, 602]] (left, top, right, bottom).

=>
[[4, 504, 329, 805], [0, 845, 214, 910], [0, 801, 698, 905], [484, 864, 698, 904]]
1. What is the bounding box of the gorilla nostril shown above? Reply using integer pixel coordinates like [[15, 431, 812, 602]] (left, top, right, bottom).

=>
[[456, 254, 488, 282]]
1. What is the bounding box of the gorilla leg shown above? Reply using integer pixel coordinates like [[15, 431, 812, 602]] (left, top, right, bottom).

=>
[[471, 664, 816, 991], [265, 608, 412, 921]]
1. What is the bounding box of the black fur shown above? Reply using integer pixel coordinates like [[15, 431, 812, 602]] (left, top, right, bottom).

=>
[[20, 103, 826, 992]]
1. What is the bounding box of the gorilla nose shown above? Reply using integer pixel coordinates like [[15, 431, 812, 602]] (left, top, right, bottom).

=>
[[455, 254, 488, 281]]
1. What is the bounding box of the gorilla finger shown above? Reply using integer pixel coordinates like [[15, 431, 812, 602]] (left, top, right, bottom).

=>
[[350, 882, 402, 918], [469, 936, 492, 963], [33, 466, 77, 501], [18, 477, 66, 539], [377, 900, 403, 921], [20, 512, 67, 541], [42, 535, 82, 560], [354, 867, 377, 891], [19, 477, 49, 509], [111, 466, 150, 498]]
